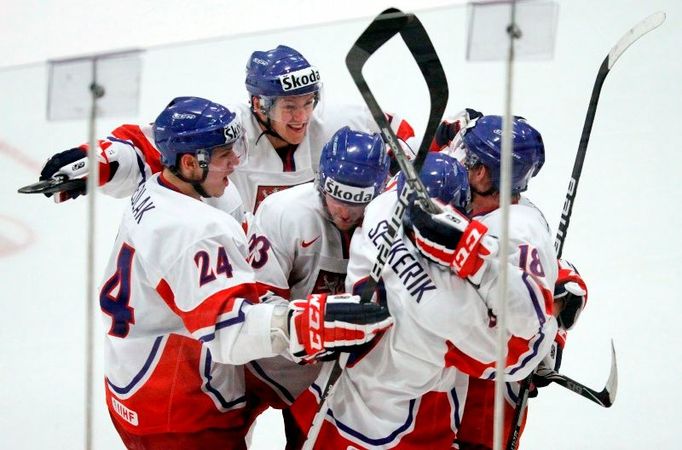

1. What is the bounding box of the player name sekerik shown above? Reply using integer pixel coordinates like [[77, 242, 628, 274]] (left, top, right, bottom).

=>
[[369, 220, 436, 302]]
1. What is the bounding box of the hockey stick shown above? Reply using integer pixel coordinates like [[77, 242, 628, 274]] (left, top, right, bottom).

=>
[[535, 340, 618, 408], [554, 11, 666, 256], [18, 176, 85, 195], [347, 9, 451, 295], [506, 11, 665, 450], [301, 8, 448, 449]]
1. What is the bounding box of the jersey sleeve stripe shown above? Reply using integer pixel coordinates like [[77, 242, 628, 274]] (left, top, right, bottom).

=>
[[201, 350, 248, 410], [110, 124, 164, 174], [521, 272, 553, 324], [155, 279, 260, 336], [505, 333, 547, 377], [445, 331, 547, 380]]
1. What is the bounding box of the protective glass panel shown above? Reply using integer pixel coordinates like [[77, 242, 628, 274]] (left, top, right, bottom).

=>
[[47, 51, 142, 120], [467, 0, 559, 61]]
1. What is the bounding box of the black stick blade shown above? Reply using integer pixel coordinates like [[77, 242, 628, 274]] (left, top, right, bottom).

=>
[[540, 340, 618, 408], [18, 177, 85, 195]]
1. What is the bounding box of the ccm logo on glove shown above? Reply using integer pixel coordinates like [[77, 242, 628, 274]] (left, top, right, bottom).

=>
[[287, 293, 393, 364], [306, 295, 323, 352], [452, 220, 489, 278]]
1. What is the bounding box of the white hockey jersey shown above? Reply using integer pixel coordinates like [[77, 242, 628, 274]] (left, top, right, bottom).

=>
[[100, 173, 284, 434], [244, 183, 355, 405], [250, 183, 352, 299], [303, 189, 558, 449]]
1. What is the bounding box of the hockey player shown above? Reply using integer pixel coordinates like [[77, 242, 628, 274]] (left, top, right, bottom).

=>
[[429, 114, 589, 450], [234, 44, 414, 211], [36, 114, 246, 220], [100, 96, 393, 450], [244, 125, 392, 445], [243, 126, 391, 447], [251, 125, 391, 299], [300, 117, 559, 449], [37, 45, 414, 214]]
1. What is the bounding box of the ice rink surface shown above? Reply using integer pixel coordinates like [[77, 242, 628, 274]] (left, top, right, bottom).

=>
[[1, 1, 681, 448]]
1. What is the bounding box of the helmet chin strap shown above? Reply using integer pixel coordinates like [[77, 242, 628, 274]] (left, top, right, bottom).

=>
[[170, 150, 212, 198], [251, 104, 299, 148], [471, 185, 497, 197]]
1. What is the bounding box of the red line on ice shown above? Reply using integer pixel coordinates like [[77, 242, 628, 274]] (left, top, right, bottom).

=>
[[0, 139, 42, 172]]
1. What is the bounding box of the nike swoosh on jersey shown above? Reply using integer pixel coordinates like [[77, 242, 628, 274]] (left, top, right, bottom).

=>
[[301, 236, 320, 248]]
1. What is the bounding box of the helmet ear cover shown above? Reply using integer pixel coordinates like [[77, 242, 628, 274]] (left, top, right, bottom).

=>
[[174, 148, 211, 168]]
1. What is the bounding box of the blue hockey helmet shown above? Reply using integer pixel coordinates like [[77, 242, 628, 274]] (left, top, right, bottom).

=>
[[154, 96, 245, 168], [317, 126, 390, 204], [245, 45, 322, 99], [397, 152, 471, 213], [461, 115, 545, 193]]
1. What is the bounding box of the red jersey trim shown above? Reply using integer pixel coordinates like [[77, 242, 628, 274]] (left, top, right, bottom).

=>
[[111, 124, 164, 174], [156, 279, 260, 334]]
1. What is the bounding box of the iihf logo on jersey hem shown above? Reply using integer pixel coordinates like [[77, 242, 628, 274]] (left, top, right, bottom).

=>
[[278, 67, 321, 92], [111, 397, 139, 426]]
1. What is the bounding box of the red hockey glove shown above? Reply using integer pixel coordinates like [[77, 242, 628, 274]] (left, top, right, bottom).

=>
[[429, 108, 483, 152], [384, 112, 418, 175], [287, 294, 393, 364], [407, 199, 497, 281], [554, 259, 588, 330]]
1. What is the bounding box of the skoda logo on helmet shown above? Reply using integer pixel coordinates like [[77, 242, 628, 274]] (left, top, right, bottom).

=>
[[324, 178, 374, 204], [278, 67, 321, 92], [223, 122, 242, 144]]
